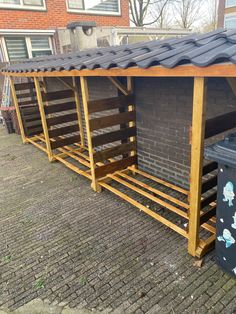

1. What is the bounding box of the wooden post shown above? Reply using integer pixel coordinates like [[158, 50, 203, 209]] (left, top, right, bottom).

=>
[[127, 77, 137, 171], [9, 77, 27, 143], [80, 77, 101, 192], [188, 77, 207, 256], [72, 76, 85, 147], [34, 77, 54, 162]]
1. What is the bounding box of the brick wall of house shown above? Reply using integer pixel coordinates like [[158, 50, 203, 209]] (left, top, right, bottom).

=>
[[0, 0, 129, 29], [134, 77, 236, 189]]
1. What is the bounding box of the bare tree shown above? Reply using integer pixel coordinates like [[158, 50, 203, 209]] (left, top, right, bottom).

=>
[[129, 0, 171, 27], [151, 0, 175, 28], [202, 0, 219, 32], [172, 0, 204, 29]]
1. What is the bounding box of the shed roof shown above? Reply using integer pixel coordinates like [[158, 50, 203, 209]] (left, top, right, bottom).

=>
[[2, 29, 236, 75]]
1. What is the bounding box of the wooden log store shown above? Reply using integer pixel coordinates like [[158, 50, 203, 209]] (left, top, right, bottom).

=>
[[3, 29, 236, 258]]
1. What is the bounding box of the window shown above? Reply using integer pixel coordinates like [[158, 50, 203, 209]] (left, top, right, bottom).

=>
[[225, 14, 236, 28], [4, 36, 53, 61], [0, 0, 45, 10], [226, 0, 236, 8], [67, 0, 120, 15]]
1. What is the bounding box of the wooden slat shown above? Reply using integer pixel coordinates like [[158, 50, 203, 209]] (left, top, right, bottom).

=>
[[202, 176, 217, 194], [24, 113, 41, 121], [128, 167, 189, 196], [200, 206, 217, 225], [93, 142, 136, 163], [110, 173, 188, 218], [42, 89, 74, 102], [44, 101, 76, 115], [14, 82, 35, 91], [201, 191, 217, 209], [88, 94, 134, 114], [18, 99, 38, 107], [27, 127, 43, 136], [117, 171, 189, 210], [95, 155, 137, 178], [51, 134, 80, 150], [90, 111, 136, 131], [25, 119, 42, 128], [54, 155, 91, 179], [47, 113, 78, 127], [92, 126, 136, 147], [20, 106, 39, 115], [99, 181, 188, 238], [202, 162, 218, 176], [48, 124, 79, 138], [205, 111, 236, 139], [17, 92, 37, 99]]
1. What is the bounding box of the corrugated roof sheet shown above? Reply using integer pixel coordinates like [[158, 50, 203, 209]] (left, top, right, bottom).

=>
[[2, 28, 236, 73]]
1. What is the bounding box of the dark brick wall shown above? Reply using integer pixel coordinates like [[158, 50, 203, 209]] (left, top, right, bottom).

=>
[[44, 76, 236, 189], [134, 77, 236, 189]]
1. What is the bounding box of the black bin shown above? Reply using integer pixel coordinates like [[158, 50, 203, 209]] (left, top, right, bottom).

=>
[[205, 134, 236, 278]]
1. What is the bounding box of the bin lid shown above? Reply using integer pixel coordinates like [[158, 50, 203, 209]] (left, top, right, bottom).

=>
[[205, 133, 236, 167]]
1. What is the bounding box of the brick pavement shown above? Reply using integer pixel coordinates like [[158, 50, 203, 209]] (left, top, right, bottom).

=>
[[0, 127, 236, 313]]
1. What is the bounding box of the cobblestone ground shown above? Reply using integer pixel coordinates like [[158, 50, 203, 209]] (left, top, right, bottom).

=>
[[0, 126, 236, 314]]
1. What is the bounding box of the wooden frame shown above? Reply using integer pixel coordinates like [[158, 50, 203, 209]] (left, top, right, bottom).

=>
[[3, 63, 236, 78], [7, 66, 233, 258]]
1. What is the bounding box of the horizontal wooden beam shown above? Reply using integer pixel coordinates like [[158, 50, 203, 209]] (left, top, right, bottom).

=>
[[93, 142, 136, 163], [92, 126, 136, 147], [50, 134, 80, 150], [42, 89, 74, 102], [90, 111, 136, 131], [202, 162, 218, 176], [205, 111, 236, 139], [14, 82, 35, 91], [200, 206, 216, 225], [95, 155, 137, 178], [44, 101, 76, 115], [47, 113, 78, 127], [3, 64, 236, 78], [88, 94, 134, 114], [48, 124, 79, 138], [201, 176, 217, 194]]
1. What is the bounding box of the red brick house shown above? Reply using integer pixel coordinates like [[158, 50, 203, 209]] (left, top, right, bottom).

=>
[[0, 0, 129, 62], [218, 0, 236, 28]]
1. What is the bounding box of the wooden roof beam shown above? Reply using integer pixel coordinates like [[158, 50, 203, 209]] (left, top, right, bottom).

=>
[[2, 64, 236, 78]]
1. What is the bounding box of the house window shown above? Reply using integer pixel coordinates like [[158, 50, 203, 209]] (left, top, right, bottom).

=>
[[0, 0, 45, 10], [226, 0, 236, 8], [67, 0, 120, 15], [225, 14, 236, 28], [4, 36, 53, 61]]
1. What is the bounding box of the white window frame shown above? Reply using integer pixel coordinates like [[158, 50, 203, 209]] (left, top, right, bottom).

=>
[[66, 0, 121, 16], [226, 0, 236, 8], [0, 0, 46, 11], [224, 12, 236, 28], [2, 35, 53, 62]]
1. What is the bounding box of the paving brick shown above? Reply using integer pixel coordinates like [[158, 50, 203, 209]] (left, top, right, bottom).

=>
[[1, 127, 236, 314]]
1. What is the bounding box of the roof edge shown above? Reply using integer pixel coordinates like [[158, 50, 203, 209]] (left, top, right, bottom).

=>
[[2, 63, 236, 78]]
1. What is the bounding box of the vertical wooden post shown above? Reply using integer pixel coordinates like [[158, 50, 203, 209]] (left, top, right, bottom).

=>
[[9, 77, 27, 143], [34, 77, 54, 162], [80, 77, 101, 192], [72, 76, 85, 147], [188, 77, 207, 256], [127, 77, 137, 171]]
